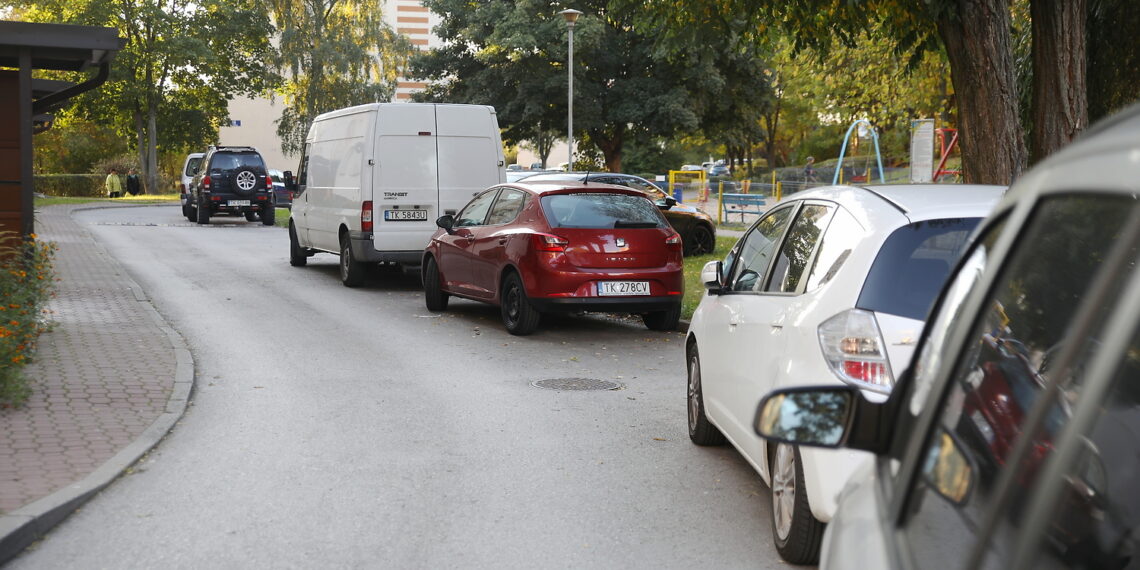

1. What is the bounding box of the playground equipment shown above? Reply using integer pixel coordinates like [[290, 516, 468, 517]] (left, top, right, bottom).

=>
[[934, 128, 962, 182], [833, 119, 886, 185]]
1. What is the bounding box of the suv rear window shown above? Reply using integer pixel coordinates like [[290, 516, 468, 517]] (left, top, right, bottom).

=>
[[541, 193, 667, 229], [857, 217, 981, 320], [210, 152, 265, 173]]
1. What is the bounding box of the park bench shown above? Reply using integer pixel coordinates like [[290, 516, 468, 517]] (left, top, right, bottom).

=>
[[720, 193, 767, 223]]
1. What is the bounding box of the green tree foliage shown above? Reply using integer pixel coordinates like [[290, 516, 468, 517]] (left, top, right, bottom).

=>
[[7, 0, 277, 193], [764, 32, 955, 169], [628, 0, 1127, 184], [409, 0, 773, 173], [267, 0, 412, 155], [32, 117, 128, 174]]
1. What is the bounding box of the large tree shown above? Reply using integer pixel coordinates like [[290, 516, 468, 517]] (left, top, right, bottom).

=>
[[409, 0, 771, 173], [267, 0, 412, 155], [627, 0, 1115, 185], [8, 0, 277, 193]]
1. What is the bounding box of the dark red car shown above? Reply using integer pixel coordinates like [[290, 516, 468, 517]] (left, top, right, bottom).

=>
[[422, 181, 685, 335]]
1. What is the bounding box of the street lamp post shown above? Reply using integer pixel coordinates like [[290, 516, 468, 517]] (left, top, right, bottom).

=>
[[560, 8, 582, 170]]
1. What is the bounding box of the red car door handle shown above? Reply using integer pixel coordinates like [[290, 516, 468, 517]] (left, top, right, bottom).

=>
[[466, 235, 475, 243]]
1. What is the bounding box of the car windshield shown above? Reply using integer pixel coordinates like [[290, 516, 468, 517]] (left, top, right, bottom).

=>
[[541, 193, 666, 229], [857, 217, 981, 320]]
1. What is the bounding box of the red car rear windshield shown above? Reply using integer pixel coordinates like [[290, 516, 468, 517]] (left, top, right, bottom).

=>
[[541, 193, 667, 229]]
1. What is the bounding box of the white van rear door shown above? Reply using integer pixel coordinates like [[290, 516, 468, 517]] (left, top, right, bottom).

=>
[[436, 105, 506, 217], [373, 104, 439, 253]]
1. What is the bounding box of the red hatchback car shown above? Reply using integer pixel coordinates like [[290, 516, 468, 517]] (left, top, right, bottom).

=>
[[422, 181, 685, 335]]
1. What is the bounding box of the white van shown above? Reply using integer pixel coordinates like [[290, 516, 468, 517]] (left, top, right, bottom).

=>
[[285, 103, 506, 286]]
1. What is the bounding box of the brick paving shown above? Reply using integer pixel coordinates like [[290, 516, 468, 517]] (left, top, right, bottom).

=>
[[0, 203, 193, 561]]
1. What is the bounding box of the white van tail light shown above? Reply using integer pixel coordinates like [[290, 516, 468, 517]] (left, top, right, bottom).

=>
[[362, 201, 373, 232], [818, 309, 894, 393]]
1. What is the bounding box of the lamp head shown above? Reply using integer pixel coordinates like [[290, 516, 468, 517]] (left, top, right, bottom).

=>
[[559, 8, 582, 26]]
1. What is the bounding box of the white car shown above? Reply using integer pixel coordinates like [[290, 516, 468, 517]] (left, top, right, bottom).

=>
[[753, 103, 1140, 569], [685, 184, 1004, 564], [179, 152, 204, 219]]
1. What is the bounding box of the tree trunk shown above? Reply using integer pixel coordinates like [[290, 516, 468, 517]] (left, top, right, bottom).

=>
[[1030, 0, 1087, 164], [134, 109, 147, 186], [146, 102, 160, 194], [763, 95, 781, 169], [937, 0, 1027, 185], [593, 128, 624, 173]]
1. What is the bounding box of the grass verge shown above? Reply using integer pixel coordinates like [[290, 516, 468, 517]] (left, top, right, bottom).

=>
[[682, 235, 738, 320]]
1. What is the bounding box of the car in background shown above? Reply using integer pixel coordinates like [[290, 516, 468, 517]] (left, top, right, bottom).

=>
[[518, 171, 717, 256], [189, 146, 275, 225], [707, 164, 730, 177], [422, 180, 685, 335], [507, 169, 557, 183], [686, 183, 1004, 564], [752, 103, 1140, 569], [179, 152, 204, 219], [680, 164, 704, 172], [269, 169, 293, 208]]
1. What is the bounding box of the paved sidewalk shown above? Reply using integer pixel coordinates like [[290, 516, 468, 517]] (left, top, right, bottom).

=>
[[0, 203, 194, 564]]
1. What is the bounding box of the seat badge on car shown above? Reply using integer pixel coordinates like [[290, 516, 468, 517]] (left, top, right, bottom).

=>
[[615, 238, 627, 247]]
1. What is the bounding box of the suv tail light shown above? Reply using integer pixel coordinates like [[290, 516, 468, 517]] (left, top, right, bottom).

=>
[[202, 175, 212, 191], [532, 233, 568, 252], [361, 201, 373, 232], [818, 308, 894, 393], [265, 174, 274, 188]]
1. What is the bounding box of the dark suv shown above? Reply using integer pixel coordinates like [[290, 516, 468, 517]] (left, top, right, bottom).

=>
[[190, 146, 276, 225]]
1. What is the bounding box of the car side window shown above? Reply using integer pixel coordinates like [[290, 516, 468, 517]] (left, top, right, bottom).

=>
[[455, 189, 499, 228], [620, 177, 668, 200], [765, 203, 834, 293], [296, 144, 310, 191], [485, 188, 526, 225], [728, 205, 794, 292], [900, 194, 1138, 569], [804, 207, 863, 291], [1018, 325, 1140, 569]]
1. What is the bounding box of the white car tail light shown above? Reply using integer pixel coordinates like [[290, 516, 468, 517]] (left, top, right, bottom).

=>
[[818, 308, 894, 393]]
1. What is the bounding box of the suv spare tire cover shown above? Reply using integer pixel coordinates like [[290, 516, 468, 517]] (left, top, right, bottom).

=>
[[233, 169, 258, 196]]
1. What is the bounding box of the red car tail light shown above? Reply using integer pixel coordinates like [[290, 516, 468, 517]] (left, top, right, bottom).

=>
[[361, 201, 373, 232], [665, 232, 683, 250], [532, 233, 568, 252]]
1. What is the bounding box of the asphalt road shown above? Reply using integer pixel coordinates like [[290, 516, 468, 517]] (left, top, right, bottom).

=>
[[11, 205, 785, 569]]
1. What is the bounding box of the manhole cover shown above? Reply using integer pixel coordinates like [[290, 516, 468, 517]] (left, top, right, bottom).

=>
[[531, 378, 623, 391]]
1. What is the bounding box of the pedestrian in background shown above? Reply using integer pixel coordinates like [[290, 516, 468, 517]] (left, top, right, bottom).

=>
[[126, 168, 141, 196], [105, 168, 123, 198], [803, 156, 816, 184]]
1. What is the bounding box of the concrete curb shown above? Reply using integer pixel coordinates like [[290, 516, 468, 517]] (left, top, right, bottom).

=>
[[0, 202, 196, 564]]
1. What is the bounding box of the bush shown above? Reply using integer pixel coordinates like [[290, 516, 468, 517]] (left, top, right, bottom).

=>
[[0, 233, 57, 407], [34, 174, 104, 197]]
